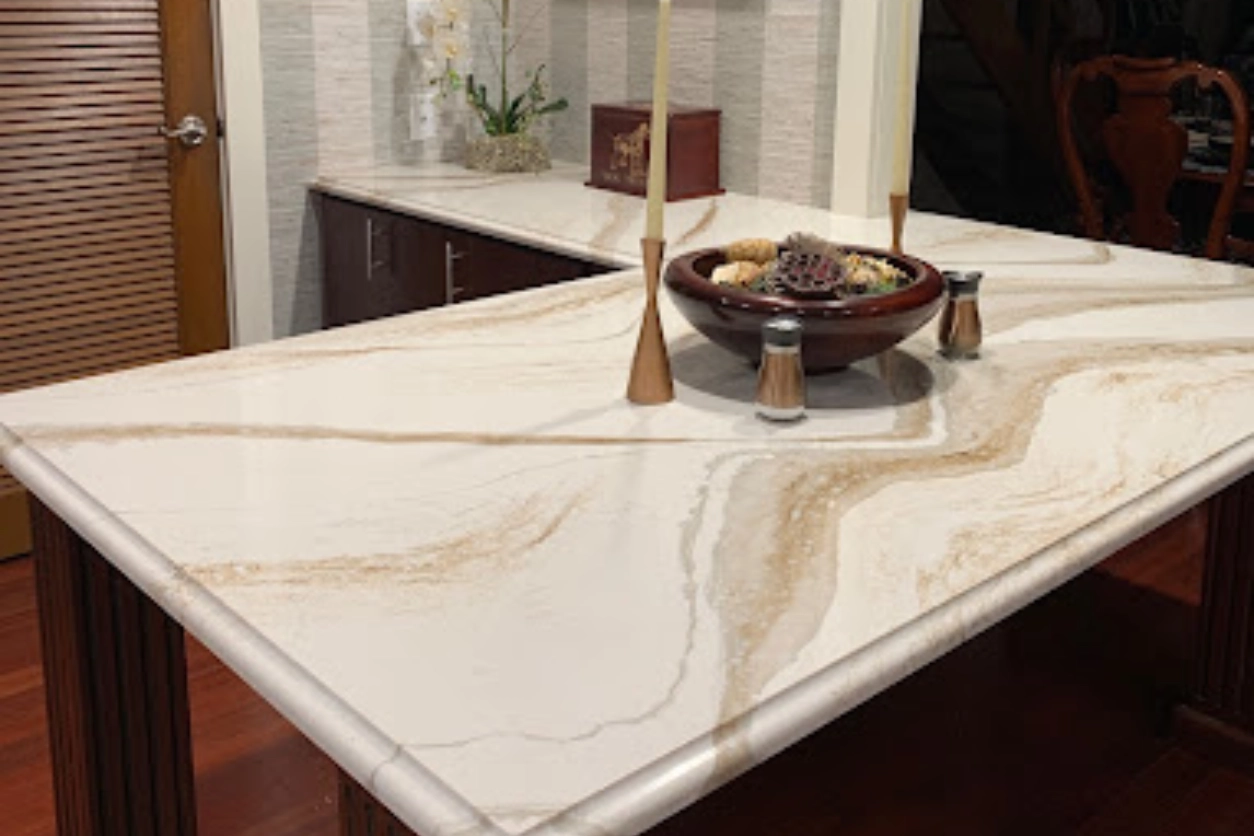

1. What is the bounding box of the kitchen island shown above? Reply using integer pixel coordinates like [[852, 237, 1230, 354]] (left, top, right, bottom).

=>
[[2, 193, 1254, 835]]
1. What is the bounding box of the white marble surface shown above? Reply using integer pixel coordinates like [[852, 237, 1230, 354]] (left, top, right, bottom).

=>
[[3, 181, 1254, 835], [315, 162, 1254, 290]]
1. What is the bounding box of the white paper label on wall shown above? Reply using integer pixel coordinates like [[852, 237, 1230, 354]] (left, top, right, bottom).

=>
[[410, 92, 441, 142], [405, 0, 471, 144]]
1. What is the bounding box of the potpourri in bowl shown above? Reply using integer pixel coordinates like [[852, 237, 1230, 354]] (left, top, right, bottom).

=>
[[711, 233, 914, 298]]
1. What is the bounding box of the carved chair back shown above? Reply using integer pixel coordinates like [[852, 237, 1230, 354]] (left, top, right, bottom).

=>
[[1056, 56, 1250, 259]]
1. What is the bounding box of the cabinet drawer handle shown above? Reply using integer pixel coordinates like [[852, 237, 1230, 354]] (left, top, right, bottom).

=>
[[445, 242, 466, 304], [366, 217, 389, 279]]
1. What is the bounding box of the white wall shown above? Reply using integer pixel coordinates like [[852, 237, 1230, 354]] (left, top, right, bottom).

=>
[[216, 0, 274, 346], [832, 0, 924, 218]]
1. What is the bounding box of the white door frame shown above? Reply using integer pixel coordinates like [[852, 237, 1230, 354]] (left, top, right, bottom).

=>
[[214, 0, 275, 346]]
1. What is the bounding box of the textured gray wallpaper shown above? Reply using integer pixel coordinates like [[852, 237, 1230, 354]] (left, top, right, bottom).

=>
[[544, 0, 841, 203], [370, 0, 412, 166], [258, 0, 842, 336], [712, 0, 767, 196], [259, 0, 320, 336], [550, 0, 590, 162]]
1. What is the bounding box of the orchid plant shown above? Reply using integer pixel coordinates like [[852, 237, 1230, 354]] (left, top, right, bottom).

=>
[[445, 0, 568, 136]]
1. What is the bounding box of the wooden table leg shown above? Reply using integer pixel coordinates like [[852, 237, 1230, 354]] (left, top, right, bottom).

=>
[[31, 498, 198, 836], [1195, 472, 1254, 723], [339, 770, 421, 836], [1178, 472, 1254, 763]]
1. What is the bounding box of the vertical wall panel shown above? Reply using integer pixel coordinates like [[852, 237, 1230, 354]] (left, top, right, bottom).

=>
[[313, 0, 375, 173], [758, 0, 821, 202], [668, 0, 716, 109], [812, 0, 842, 209], [261, 0, 321, 336], [714, 0, 768, 196], [549, 0, 588, 161], [369, 0, 410, 166], [516, 0, 552, 152], [587, 0, 629, 108], [625, 0, 655, 104]]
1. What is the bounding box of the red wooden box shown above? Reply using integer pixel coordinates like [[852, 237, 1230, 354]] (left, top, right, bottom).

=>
[[586, 102, 723, 201]]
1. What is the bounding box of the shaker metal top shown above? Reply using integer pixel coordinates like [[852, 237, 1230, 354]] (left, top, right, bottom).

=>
[[762, 316, 803, 348], [942, 270, 984, 295]]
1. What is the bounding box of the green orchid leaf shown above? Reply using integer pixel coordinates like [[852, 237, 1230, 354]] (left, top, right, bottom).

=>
[[507, 89, 528, 122], [535, 97, 569, 116]]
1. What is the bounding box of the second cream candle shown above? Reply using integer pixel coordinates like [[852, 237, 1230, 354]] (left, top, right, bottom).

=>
[[644, 0, 671, 240]]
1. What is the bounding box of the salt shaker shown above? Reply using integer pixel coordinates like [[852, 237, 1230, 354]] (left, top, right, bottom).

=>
[[756, 316, 806, 422], [938, 271, 983, 359]]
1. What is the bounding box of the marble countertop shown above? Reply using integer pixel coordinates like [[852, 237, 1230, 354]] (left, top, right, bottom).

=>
[[4, 172, 1254, 836], [314, 161, 971, 269]]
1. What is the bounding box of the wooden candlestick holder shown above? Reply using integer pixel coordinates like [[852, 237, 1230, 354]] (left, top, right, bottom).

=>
[[626, 237, 674, 405], [890, 192, 909, 256]]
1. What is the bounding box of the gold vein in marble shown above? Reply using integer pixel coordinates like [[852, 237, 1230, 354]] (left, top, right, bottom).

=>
[[412, 277, 641, 339], [118, 281, 641, 389], [404, 471, 708, 747], [916, 363, 1254, 606], [923, 224, 1114, 265], [12, 422, 700, 449], [674, 201, 720, 248], [589, 195, 637, 255], [324, 172, 516, 192], [980, 286, 1254, 336], [700, 339, 1254, 787], [190, 492, 585, 591]]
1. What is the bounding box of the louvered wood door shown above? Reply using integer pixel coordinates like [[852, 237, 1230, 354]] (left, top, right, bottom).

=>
[[0, 0, 228, 559]]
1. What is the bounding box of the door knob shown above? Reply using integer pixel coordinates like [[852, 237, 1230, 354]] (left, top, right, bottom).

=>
[[158, 115, 208, 148]]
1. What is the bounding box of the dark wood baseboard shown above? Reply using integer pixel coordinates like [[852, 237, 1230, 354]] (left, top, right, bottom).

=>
[[1174, 704, 1254, 777], [31, 498, 198, 835], [339, 771, 419, 836]]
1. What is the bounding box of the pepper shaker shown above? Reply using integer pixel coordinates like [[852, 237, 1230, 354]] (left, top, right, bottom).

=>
[[756, 316, 805, 422], [939, 271, 983, 360]]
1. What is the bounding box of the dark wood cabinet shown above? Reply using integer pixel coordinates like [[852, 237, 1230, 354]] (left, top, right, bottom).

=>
[[319, 194, 609, 328], [442, 228, 607, 302], [319, 197, 444, 327]]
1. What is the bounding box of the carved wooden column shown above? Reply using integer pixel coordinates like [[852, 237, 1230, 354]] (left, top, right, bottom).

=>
[[31, 499, 198, 836], [1190, 472, 1254, 741]]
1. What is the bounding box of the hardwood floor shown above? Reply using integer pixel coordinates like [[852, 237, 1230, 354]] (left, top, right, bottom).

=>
[[2, 506, 1253, 835], [1078, 749, 1254, 836], [0, 556, 336, 836]]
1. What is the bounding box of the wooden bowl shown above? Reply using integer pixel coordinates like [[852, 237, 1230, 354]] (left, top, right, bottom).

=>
[[664, 244, 945, 372]]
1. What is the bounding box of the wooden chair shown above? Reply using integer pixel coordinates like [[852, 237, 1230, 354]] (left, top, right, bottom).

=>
[[1056, 56, 1250, 260]]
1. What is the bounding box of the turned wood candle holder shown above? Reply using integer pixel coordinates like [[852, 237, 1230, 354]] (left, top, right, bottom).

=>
[[626, 237, 674, 405], [890, 193, 909, 256]]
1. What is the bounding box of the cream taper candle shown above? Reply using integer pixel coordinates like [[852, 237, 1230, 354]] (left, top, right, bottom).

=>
[[644, 0, 672, 240], [891, 0, 920, 195]]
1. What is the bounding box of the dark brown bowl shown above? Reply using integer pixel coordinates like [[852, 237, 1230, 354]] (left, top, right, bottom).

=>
[[664, 244, 945, 372]]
